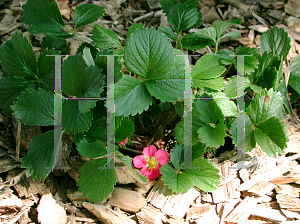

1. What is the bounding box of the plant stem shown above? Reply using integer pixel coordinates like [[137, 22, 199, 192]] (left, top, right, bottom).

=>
[[120, 146, 142, 154], [64, 26, 84, 43], [215, 39, 219, 54]]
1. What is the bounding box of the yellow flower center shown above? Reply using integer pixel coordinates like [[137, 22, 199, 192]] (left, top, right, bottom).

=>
[[146, 156, 159, 170]]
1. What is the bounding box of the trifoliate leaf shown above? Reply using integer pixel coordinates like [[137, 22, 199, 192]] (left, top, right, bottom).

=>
[[289, 60, 300, 95], [91, 25, 122, 50], [167, 3, 199, 33], [247, 88, 283, 124], [42, 35, 70, 54], [181, 32, 215, 50], [183, 157, 221, 192], [261, 26, 291, 59], [76, 139, 106, 158], [192, 54, 226, 90], [160, 163, 194, 193], [110, 75, 153, 116], [234, 46, 259, 75], [145, 53, 185, 101], [22, 0, 72, 38], [124, 28, 174, 79], [77, 158, 116, 203], [0, 31, 37, 77], [74, 4, 105, 29], [0, 76, 32, 116], [62, 100, 93, 134], [62, 54, 104, 113], [11, 88, 54, 126], [158, 25, 176, 41], [22, 130, 61, 180], [115, 116, 135, 143], [127, 23, 145, 39]]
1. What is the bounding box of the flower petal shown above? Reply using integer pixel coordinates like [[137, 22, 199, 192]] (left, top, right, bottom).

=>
[[143, 145, 157, 157], [146, 169, 160, 180], [155, 150, 169, 165], [140, 166, 151, 176], [133, 155, 146, 168]]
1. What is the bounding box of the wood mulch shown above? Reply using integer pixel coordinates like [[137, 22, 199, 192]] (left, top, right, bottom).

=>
[[0, 0, 300, 223]]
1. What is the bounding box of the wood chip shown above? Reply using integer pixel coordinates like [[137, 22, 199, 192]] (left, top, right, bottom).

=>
[[275, 184, 300, 197], [247, 180, 276, 196], [276, 194, 300, 211], [186, 204, 214, 220], [83, 202, 136, 224], [251, 207, 287, 222], [285, 0, 300, 17], [110, 188, 146, 213], [136, 204, 165, 224]]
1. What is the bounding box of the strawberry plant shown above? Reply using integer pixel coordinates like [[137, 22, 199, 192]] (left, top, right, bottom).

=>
[[0, 0, 298, 203]]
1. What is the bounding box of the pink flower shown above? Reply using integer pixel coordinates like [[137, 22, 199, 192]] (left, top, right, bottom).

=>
[[133, 145, 169, 180], [118, 139, 128, 146]]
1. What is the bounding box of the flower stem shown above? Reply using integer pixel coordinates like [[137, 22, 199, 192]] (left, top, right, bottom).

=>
[[120, 146, 142, 154], [64, 26, 84, 43]]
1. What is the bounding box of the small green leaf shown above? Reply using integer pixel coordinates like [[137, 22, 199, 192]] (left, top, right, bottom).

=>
[[160, 163, 194, 193], [261, 26, 291, 59], [62, 100, 93, 134], [167, 3, 199, 33], [195, 27, 217, 42], [77, 158, 116, 203], [212, 92, 237, 117], [289, 60, 300, 95], [115, 116, 135, 143], [158, 25, 176, 41], [22, 0, 72, 38], [82, 47, 95, 66], [0, 76, 32, 116], [37, 49, 59, 81], [160, 0, 178, 14], [183, 157, 221, 192], [11, 88, 54, 126], [224, 75, 251, 98], [22, 130, 61, 180], [213, 19, 242, 40], [110, 75, 153, 116], [170, 144, 184, 169], [197, 122, 226, 148], [74, 4, 105, 29], [220, 31, 241, 41], [42, 36, 70, 54], [181, 32, 215, 50], [0, 31, 37, 78], [77, 139, 106, 158], [219, 49, 234, 65], [235, 46, 259, 75], [124, 28, 174, 79], [91, 25, 122, 50], [127, 23, 145, 39]]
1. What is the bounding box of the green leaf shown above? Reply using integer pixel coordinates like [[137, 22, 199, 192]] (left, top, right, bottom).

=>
[[289, 60, 300, 95], [213, 19, 242, 40], [194, 27, 217, 42], [37, 49, 59, 82], [115, 116, 135, 143], [261, 26, 291, 59], [62, 54, 104, 113], [167, 3, 199, 33], [247, 88, 283, 124], [220, 31, 241, 41], [183, 157, 221, 192], [212, 92, 237, 117], [77, 42, 99, 58], [11, 88, 54, 126], [82, 47, 95, 66], [74, 4, 105, 29], [234, 46, 259, 75], [22, 130, 61, 180], [192, 77, 225, 90], [124, 28, 174, 79], [62, 100, 93, 134], [77, 158, 116, 203], [158, 25, 176, 41], [77, 139, 106, 158], [110, 75, 153, 116], [170, 144, 185, 169], [197, 122, 226, 148], [0, 76, 32, 116], [224, 75, 251, 98], [219, 49, 235, 65], [160, 0, 178, 14], [22, 0, 72, 38], [0, 31, 37, 77], [42, 35, 70, 54], [249, 52, 275, 83], [160, 163, 194, 193], [192, 54, 225, 89], [91, 25, 122, 50], [145, 54, 185, 101], [127, 23, 145, 39], [181, 32, 215, 50]]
